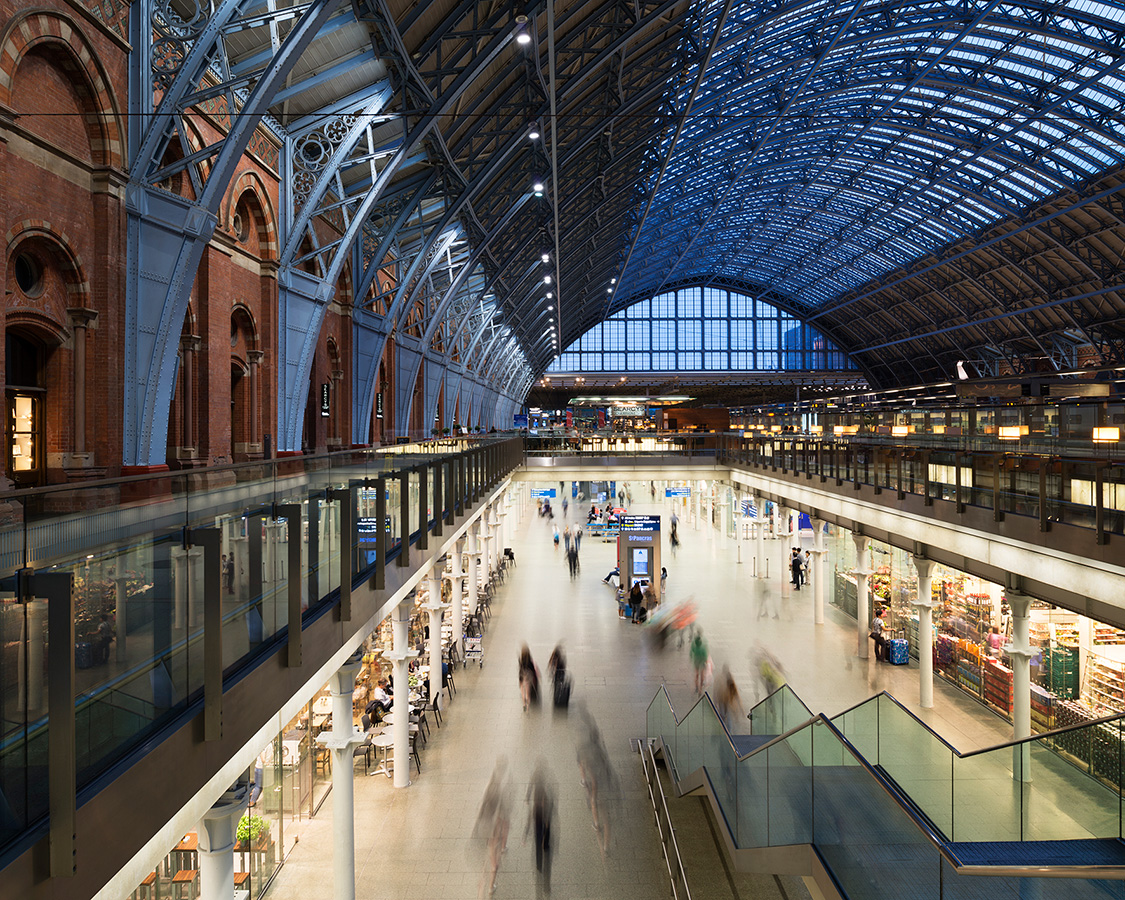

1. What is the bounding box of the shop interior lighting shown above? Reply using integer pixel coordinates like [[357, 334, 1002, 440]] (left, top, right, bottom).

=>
[[891, 425, 909, 436], [998, 426, 1022, 440], [1094, 427, 1120, 443]]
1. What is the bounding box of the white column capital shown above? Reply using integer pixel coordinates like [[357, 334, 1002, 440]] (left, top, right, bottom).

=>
[[912, 555, 937, 580], [198, 785, 249, 853], [1006, 590, 1033, 618], [328, 654, 363, 698]]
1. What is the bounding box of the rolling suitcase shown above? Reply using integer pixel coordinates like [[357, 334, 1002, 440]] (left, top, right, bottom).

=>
[[553, 676, 571, 709], [888, 630, 909, 665], [75, 641, 94, 669]]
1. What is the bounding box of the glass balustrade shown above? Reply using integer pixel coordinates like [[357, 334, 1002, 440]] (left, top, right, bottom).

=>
[[646, 683, 1125, 900], [0, 437, 518, 861]]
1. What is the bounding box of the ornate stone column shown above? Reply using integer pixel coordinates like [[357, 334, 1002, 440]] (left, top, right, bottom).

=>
[[66, 308, 98, 468], [386, 600, 417, 788], [179, 335, 202, 463], [247, 349, 264, 455], [811, 517, 827, 625], [466, 521, 480, 614], [912, 555, 937, 708], [197, 785, 249, 900], [1007, 589, 1034, 782], [317, 653, 365, 900], [853, 532, 871, 659]]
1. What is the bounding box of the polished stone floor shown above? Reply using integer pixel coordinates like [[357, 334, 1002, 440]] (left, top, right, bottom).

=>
[[261, 489, 1063, 900]]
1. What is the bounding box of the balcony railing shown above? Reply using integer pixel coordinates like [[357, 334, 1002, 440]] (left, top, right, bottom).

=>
[[0, 436, 522, 866]]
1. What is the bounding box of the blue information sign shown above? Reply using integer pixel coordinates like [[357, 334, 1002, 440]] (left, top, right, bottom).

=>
[[513, 414, 528, 428], [619, 514, 661, 533], [665, 487, 691, 498], [531, 488, 556, 498]]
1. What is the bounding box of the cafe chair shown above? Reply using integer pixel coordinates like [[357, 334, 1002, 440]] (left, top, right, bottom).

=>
[[352, 735, 372, 775], [429, 693, 443, 728]]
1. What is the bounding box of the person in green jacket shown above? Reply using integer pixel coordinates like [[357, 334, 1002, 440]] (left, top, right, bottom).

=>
[[690, 632, 709, 695]]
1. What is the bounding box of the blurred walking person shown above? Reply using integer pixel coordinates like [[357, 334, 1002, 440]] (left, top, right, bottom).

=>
[[524, 764, 556, 896], [474, 759, 511, 898], [518, 644, 540, 712], [577, 715, 616, 858], [690, 632, 710, 695]]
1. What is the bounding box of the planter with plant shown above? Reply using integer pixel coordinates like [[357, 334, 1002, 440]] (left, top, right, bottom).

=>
[[236, 814, 270, 850]]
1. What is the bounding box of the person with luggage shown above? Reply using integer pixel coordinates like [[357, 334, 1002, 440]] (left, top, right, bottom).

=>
[[628, 582, 644, 623], [548, 644, 570, 709], [870, 609, 888, 661]]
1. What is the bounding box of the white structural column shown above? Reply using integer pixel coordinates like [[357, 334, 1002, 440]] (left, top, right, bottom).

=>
[[772, 503, 781, 540], [387, 600, 416, 788], [1007, 590, 1034, 782], [912, 556, 937, 709], [425, 565, 447, 709], [718, 488, 729, 548], [755, 495, 767, 578], [811, 517, 826, 625], [316, 653, 364, 900], [447, 537, 465, 650], [735, 491, 743, 562], [466, 521, 480, 614], [693, 482, 700, 530], [853, 533, 871, 659], [197, 785, 249, 900]]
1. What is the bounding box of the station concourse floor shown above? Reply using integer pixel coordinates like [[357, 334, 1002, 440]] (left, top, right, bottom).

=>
[[261, 494, 1027, 900]]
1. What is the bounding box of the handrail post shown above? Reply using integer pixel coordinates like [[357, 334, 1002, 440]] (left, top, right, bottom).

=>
[[374, 476, 387, 589], [398, 470, 411, 568], [1038, 461, 1048, 532], [418, 464, 429, 551]]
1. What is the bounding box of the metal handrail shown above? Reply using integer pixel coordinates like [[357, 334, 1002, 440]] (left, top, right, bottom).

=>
[[640, 740, 692, 900], [653, 684, 1125, 879]]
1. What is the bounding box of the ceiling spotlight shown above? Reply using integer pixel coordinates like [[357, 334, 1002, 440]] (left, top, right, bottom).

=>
[[541, 253, 550, 262], [533, 180, 545, 196], [610, 278, 616, 284], [606, 288, 612, 293], [515, 16, 531, 44], [544, 275, 552, 284], [547, 305, 553, 310], [529, 127, 540, 140], [516, 31, 531, 45], [546, 291, 553, 298]]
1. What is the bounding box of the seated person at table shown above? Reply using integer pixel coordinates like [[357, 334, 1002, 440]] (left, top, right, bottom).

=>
[[364, 679, 393, 719], [602, 566, 619, 585]]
